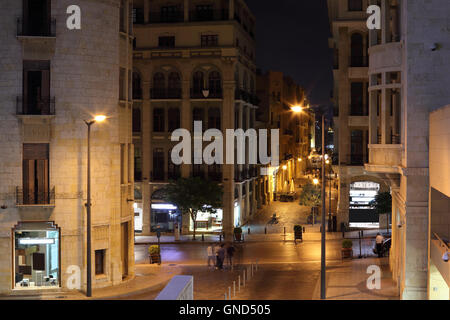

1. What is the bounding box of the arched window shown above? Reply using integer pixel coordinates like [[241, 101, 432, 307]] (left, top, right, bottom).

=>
[[152, 72, 165, 98], [132, 71, 142, 99], [168, 72, 181, 98], [192, 71, 204, 97], [208, 71, 222, 98], [351, 33, 364, 67]]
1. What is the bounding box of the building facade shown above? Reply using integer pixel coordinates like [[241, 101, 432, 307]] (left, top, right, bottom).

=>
[[328, 0, 390, 230], [132, 0, 265, 237], [256, 71, 313, 201], [363, 0, 450, 299], [0, 0, 134, 294]]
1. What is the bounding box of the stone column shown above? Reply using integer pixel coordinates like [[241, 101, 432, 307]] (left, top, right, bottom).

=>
[[229, 0, 234, 20], [381, 80, 391, 144], [181, 78, 191, 178], [369, 90, 378, 144], [144, 0, 149, 24], [141, 78, 151, 234], [184, 0, 189, 22], [222, 80, 236, 238]]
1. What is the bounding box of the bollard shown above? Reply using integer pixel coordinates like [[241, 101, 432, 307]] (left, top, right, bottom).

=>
[[243, 270, 246, 287], [202, 234, 205, 242], [224, 293, 227, 300], [233, 281, 236, 297], [238, 275, 241, 292], [229, 287, 231, 300], [251, 263, 254, 277], [219, 233, 222, 242], [248, 227, 250, 234], [264, 227, 267, 234], [255, 260, 258, 271]]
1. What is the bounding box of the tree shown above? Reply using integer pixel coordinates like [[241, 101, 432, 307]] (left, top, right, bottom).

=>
[[298, 182, 322, 224], [164, 177, 223, 240], [370, 192, 392, 232]]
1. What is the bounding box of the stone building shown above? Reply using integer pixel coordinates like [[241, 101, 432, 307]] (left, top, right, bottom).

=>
[[256, 71, 313, 201], [131, 0, 266, 237], [0, 0, 134, 294], [327, 0, 390, 230], [363, 0, 450, 299]]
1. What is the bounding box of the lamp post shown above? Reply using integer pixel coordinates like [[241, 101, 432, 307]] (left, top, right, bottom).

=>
[[84, 115, 106, 297], [326, 158, 332, 232], [320, 113, 326, 300]]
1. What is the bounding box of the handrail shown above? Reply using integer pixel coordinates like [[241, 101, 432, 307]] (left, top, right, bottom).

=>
[[433, 232, 449, 250]]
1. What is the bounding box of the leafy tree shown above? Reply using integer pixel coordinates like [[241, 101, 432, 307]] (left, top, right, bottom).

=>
[[164, 177, 223, 240], [370, 192, 392, 231], [298, 182, 322, 223]]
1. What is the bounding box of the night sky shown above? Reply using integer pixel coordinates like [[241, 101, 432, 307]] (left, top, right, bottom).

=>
[[245, 0, 333, 107]]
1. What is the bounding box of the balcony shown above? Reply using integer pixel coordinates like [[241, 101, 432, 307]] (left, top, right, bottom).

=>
[[369, 42, 402, 74], [191, 89, 222, 99], [365, 144, 402, 174], [148, 12, 184, 23], [17, 17, 56, 38], [151, 88, 182, 99], [190, 10, 229, 22], [16, 96, 55, 116], [16, 187, 55, 207]]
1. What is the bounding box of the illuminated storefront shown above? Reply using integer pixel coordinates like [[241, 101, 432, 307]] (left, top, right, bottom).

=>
[[13, 222, 60, 289], [349, 181, 380, 228], [189, 208, 223, 232]]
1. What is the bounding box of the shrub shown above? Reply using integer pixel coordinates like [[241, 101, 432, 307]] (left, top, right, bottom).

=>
[[148, 245, 160, 255], [342, 239, 353, 248], [234, 227, 242, 234], [294, 225, 303, 232]]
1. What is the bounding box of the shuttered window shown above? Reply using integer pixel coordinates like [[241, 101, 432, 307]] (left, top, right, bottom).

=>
[[23, 144, 49, 204]]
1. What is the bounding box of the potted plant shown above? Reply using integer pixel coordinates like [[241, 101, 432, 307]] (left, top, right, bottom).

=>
[[341, 239, 353, 259], [234, 227, 243, 241], [294, 225, 303, 243], [148, 245, 161, 264]]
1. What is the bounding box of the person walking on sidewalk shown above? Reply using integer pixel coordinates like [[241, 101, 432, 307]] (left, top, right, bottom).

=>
[[214, 243, 222, 269], [217, 244, 226, 270], [207, 245, 215, 268], [226, 243, 236, 269], [375, 233, 384, 258]]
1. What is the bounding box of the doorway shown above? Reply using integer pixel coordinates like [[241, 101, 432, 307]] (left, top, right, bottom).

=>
[[120, 222, 129, 278]]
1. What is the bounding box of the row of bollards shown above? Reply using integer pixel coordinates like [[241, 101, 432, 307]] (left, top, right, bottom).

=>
[[224, 260, 258, 300]]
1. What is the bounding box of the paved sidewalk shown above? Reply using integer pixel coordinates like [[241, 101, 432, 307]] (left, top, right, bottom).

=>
[[312, 257, 399, 300], [1, 264, 179, 300]]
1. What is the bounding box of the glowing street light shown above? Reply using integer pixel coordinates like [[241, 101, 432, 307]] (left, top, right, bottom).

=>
[[291, 105, 302, 113], [298, 157, 302, 162], [94, 115, 106, 122], [282, 165, 287, 170], [313, 178, 319, 185]]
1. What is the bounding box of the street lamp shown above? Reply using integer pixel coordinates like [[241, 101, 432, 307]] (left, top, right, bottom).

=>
[[84, 114, 106, 297]]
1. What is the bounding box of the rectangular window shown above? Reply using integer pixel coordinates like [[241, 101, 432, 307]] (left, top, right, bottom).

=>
[[350, 82, 364, 116], [119, 68, 126, 101], [134, 140, 142, 181], [168, 108, 180, 132], [201, 35, 218, 47], [22, 144, 49, 205], [95, 250, 105, 275], [22, 0, 51, 36], [195, 5, 213, 21], [22, 60, 51, 115], [348, 0, 363, 11], [351, 130, 363, 165], [161, 6, 182, 22], [158, 36, 175, 48], [153, 108, 165, 132], [168, 150, 181, 180], [120, 0, 126, 32], [133, 107, 141, 133], [133, 7, 144, 24], [120, 144, 126, 184], [153, 148, 165, 181]]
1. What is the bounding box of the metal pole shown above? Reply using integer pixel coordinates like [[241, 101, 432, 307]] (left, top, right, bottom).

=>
[[238, 275, 241, 292], [320, 114, 326, 300], [86, 122, 93, 297], [243, 270, 246, 287], [328, 164, 332, 232], [229, 287, 231, 300], [233, 281, 236, 297]]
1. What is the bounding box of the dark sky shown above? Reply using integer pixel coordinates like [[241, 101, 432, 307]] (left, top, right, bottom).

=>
[[245, 0, 333, 106]]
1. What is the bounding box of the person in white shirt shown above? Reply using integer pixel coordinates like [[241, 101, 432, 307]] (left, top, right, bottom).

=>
[[207, 245, 215, 268], [375, 233, 385, 258]]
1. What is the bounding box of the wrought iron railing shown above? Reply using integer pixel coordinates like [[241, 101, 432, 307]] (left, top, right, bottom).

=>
[[17, 17, 56, 37], [16, 187, 55, 206], [190, 9, 229, 22], [149, 11, 184, 23], [16, 96, 55, 115]]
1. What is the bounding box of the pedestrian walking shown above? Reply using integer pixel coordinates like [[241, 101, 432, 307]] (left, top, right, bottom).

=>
[[217, 244, 226, 270], [226, 243, 235, 269], [207, 244, 215, 268], [214, 243, 222, 269], [375, 233, 384, 258]]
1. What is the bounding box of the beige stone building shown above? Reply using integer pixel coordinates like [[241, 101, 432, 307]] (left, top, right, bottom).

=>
[[256, 71, 313, 201], [132, 0, 266, 237], [362, 0, 450, 299], [428, 105, 450, 300], [0, 0, 134, 294], [328, 0, 390, 230]]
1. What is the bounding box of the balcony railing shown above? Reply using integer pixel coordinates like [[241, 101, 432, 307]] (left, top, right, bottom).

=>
[[16, 96, 55, 115], [191, 89, 222, 99], [349, 56, 368, 67], [190, 10, 229, 22], [16, 187, 55, 206], [151, 88, 182, 99], [148, 12, 184, 23], [17, 18, 56, 37]]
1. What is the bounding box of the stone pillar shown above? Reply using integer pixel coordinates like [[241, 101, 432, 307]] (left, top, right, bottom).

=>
[[229, 0, 234, 20], [337, 166, 349, 230], [144, 0, 149, 23], [222, 81, 236, 238], [184, 0, 189, 22], [141, 79, 151, 234], [381, 81, 391, 144], [369, 90, 378, 144], [181, 78, 191, 178], [381, 0, 389, 44]]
